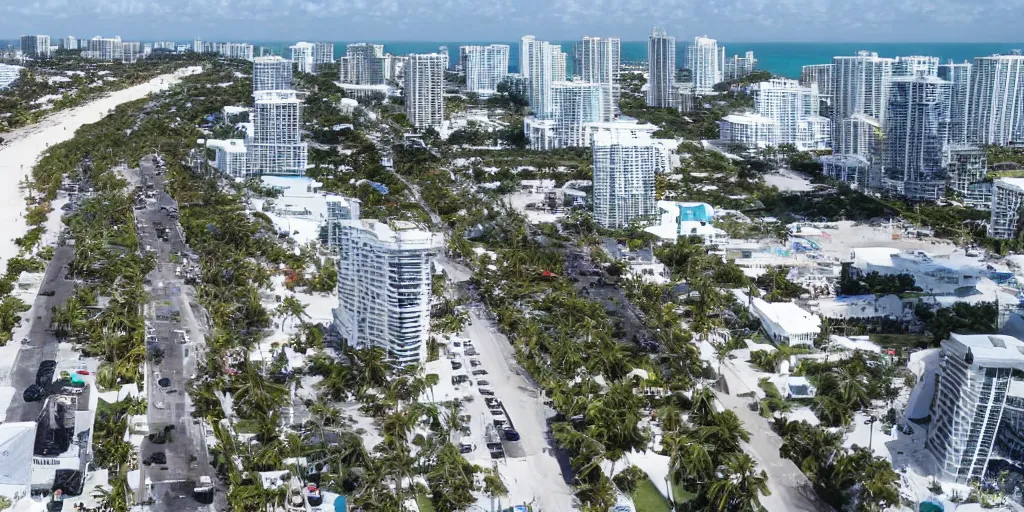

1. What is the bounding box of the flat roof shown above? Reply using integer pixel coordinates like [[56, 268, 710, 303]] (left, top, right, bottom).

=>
[[947, 333, 1024, 369], [752, 297, 821, 335]]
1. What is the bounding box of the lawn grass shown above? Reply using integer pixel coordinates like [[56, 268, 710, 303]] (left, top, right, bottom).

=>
[[632, 478, 671, 512], [868, 333, 933, 350], [416, 494, 435, 512]]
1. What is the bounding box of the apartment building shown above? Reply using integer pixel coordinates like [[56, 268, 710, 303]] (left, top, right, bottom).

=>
[[926, 334, 1024, 483], [938, 60, 973, 145], [524, 81, 606, 149], [881, 75, 951, 201], [340, 43, 386, 85], [578, 37, 620, 120], [207, 140, 250, 179], [121, 41, 141, 64], [290, 42, 334, 73], [893, 55, 939, 77], [832, 51, 895, 150], [84, 36, 122, 61], [800, 63, 834, 105], [59, 36, 77, 51], [19, 35, 51, 58], [404, 53, 445, 130], [462, 44, 510, 96], [249, 90, 308, 176], [687, 36, 724, 94], [253, 56, 293, 92], [520, 36, 566, 118], [592, 126, 661, 229], [968, 53, 1024, 146], [945, 145, 988, 204], [0, 64, 22, 90], [333, 217, 441, 365], [820, 154, 872, 187], [646, 28, 676, 108], [718, 79, 830, 150], [989, 178, 1024, 239], [723, 51, 757, 82]]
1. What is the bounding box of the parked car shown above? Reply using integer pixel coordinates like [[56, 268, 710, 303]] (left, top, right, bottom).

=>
[[451, 361, 463, 370], [472, 370, 487, 376], [477, 380, 490, 386], [23, 384, 45, 402], [465, 349, 479, 356], [479, 388, 494, 396], [35, 361, 57, 386], [470, 359, 481, 367], [504, 429, 521, 442]]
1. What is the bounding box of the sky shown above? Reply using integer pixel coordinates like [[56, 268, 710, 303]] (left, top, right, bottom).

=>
[[2, 0, 1023, 42]]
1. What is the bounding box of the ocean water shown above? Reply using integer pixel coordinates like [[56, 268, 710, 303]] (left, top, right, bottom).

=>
[[253, 41, 1024, 78]]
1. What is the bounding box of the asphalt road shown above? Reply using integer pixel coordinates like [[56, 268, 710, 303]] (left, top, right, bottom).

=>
[[5, 244, 76, 423], [130, 155, 222, 511]]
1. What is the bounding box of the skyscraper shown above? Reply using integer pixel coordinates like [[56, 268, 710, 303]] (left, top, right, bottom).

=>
[[723, 51, 757, 82], [59, 36, 76, 51], [926, 334, 1024, 483], [938, 60, 973, 145], [340, 43, 386, 85], [592, 127, 660, 229], [463, 45, 510, 96], [253, 56, 293, 92], [520, 36, 565, 118], [718, 78, 830, 150], [882, 75, 951, 201], [84, 36, 123, 61], [832, 51, 895, 152], [893, 55, 940, 77], [646, 28, 675, 108], [800, 64, 834, 105], [333, 215, 441, 365], [19, 35, 51, 58], [968, 53, 1024, 146], [525, 81, 606, 149], [405, 53, 445, 130], [290, 42, 316, 73], [579, 37, 621, 121], [249, 90, 308, 176], [687, 36, 723, 94]]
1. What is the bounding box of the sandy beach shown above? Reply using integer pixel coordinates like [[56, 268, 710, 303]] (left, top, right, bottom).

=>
[[0, 65, 203, 265]]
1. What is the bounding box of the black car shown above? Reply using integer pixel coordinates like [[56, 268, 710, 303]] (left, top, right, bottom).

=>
[[23, 384, 45, 402], [451, 361, 463, 370], [472, 370, 487, 376], [504, 429, 521, 442], [35, 361, 56, 386], [479, 388, 494, 396]]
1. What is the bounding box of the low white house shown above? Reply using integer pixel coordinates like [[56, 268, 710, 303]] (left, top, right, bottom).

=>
[[750, 296, 820, 347], [850, 247, 981, 295]]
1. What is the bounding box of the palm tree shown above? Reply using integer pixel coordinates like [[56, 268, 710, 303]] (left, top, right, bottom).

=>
[[276, 295, 309, 331], [707, 453, 771, 512]]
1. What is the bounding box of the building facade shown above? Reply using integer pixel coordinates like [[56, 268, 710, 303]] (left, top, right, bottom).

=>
[[463, 44, 510, 96], [832, 51, 895, 150], [938, 60, 973, 145], [404, 53, 445, 130], [881, 75, 951, 201], [249, 90, 308, 176], [926, 334, 1024, 483], [578, 37, 620, 121], [968, 53, 1024, 146], [253, 56, 293, 92], [59, 36, 76, 51], [524, 81, 605, 149], [946, 145, 988, 203], [800, 63, 834, 105], [646, 28, 676, 108], [290, 42, 334, 74], [989, 178, 1024, 239], [19, 35, 51, 58], [723, 51, 757, 82], [820, 154, 872, 188], [333, 218, 441, 365], [208, 140, 250, 179], [687, 36, 723, 94], [592, 126, 660, 229], [0, 64, 22, 90], [718, 79, 830, 150], [84, 36, 122, 61], [520, 36, 565, 118], [893, 55, 940, 77], [340, 43, 386, 85]]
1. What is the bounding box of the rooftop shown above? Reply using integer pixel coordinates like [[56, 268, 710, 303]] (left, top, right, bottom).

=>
[[946, 333, 1024, 369], [751, 296, 821, 335]]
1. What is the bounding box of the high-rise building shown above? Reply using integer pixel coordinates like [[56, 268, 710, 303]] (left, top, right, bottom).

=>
[[938, 60, 973, 145], [290, 42, 334, 73], [893, 55, 940, 77], [578, 37, 620, 121], [881, 75, 951, 201], [925, 333, 1024, 482], [340, 43, 386, 85], [945, 145, 988, 208], [800, 64, 834, 105], [121, 41, 141, 64], [333, 215, 441, 365], [723, 51, 757, 82], [0, 64, 22, 90], [592, 126, 660, 229], [249, 90, 308, 176], [520, 36, 565, 118], [58, 36, 76, 51], [832, 51, 895, 152], [438, 46, 449, 71], [221, 43, 254, 61], [989, 178, 1024, 239], [84, 36, 122, 61], [968, 53, 1024, 146], [253, 56, 293, 92], [19, 35, 51, 58], [207, 140, 250, 179], [524, 81, 606, 149], [404, 54, 445, 130], [462, 45, 510, 96], [718, 79, 830, 150], [687, 36, 723, 94], [646, 28, 676, 108]]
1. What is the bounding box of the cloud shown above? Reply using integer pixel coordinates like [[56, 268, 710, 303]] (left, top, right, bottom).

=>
[[2, 0, 1021, 41]]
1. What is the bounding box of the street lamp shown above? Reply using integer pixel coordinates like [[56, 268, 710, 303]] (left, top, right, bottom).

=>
[[866, 415, 877, 453]]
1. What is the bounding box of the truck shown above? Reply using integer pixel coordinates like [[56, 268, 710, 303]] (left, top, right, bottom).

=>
[[193, 475, 214, 502]]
